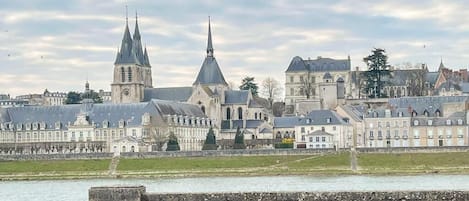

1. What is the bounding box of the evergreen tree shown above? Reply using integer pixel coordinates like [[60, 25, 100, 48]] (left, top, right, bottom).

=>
[[166, 132, 180, 151], [239, 76, 259, 96], [363, 48, 392, 98], [202, 127, 217, 150], [233, 127, 246, 149], [65, 91, 82, 104]]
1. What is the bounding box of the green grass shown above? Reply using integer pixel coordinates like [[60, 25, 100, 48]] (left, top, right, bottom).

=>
[[117, 155, 309, 171], [358, 152, 469, 174], [0, 159, 110, 174], [286, 153, 350, 169]]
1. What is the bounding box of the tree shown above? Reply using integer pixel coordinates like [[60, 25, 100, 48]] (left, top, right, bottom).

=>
[[407, 64, 428, 96], [300, 71, 315, 99], [65, 91, 82, 104], [65, 90, 103, 104], [166, 132, 180, 151], [261, 77, 282, 108], [233, 127, 246, 149], [239, 76, 259, 96], [202, 127, 217, 150], [82, 90, 103, 103], [150, 127, 170, 151], [363, 48, 392, 98]]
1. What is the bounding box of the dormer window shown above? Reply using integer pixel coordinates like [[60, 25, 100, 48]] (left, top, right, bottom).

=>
[[413, 120, 419, 126], [458, 119, 463, 125], [102, 120, 109, 128], [427, 120, 432, 126], [26, 123, 31, 130], [326, 118, 331, 123], [55, 122, 61, 129], [446, 119, 451, 126], [17, 123, 23, 130], [306, 119, 311, 124], [40, 122, 46, 130], [33, 122, 38, 130], [118, 119, 125, 128]]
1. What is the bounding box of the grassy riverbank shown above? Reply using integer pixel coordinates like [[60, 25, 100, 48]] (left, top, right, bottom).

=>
[[2, 152, 469, 180]]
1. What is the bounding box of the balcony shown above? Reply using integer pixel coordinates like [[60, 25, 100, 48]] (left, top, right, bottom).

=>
[[458, 135, 464, 138], [446, 135, 452, 139], [428, 135, 433, 139], [386, 135, 391, 139], [438, 135, 443, 139], [378, 136, 383, 140], [369, 136, 374, 140], [394, 136, 400, 140], [402, 135, 408, 140], [414, 136, 419, 139]]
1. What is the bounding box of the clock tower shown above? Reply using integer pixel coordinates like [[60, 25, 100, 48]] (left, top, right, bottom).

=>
[[111, 14, 152, 103]]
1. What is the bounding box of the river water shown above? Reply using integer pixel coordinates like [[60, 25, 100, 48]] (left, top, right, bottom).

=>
[[2, 175, 469, 201]]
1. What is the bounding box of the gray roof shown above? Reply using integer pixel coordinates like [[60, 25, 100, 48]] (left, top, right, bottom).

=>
[[412, 111, 466, 127], [231, 120, 264, 129], [193, 20, 227, 86], [1, 100, 206, 130], [274, 110, 347, 128], [437, 80, 461, 91], [460, 83, 469, 93], [193, 57, 227, 86], [286, 56, 350, 72], [114, 19, 150, 67], [425, 72, 439, 85], [224, 90, 249, 104], [308, 130, 333, 136], [388, 96, 468, 117], [143, 87, 193, 102], [323, 72, 332, 79], [274, 116, 301, 128]]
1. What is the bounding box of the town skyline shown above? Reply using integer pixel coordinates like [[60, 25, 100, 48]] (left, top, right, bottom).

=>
[[2, 0, 469, 97]]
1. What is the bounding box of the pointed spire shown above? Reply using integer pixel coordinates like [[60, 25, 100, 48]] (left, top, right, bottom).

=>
[[439, 57, 445, 70], [115, 7, 140, 65], [143, 45, 151, 67], [206, 16, 214, 57], [133, 11, 141, 40]]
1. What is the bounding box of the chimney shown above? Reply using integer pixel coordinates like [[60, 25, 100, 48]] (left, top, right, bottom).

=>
[[355, 67, 359, 71]]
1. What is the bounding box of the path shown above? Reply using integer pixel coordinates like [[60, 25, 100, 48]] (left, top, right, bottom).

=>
[[108, 156, 120, 176]]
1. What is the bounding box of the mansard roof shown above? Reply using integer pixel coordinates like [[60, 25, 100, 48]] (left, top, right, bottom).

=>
[[286, 56, 350, 72], [143, 87, 193, 102], [273, 110, 348, 128], [1, 100, 206, 130]]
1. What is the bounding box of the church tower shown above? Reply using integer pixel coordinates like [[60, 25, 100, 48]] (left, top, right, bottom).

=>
[[111, 13, 153, 103]]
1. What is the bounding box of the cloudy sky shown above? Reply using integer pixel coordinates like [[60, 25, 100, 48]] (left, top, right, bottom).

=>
[[2, 0, 469, 97]]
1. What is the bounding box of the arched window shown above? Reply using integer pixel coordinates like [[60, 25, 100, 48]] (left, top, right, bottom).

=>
[[254, 113, 258, 119], [127, 67, 132, 82], [238, 107, 243, 120], [226, 108, 231, 120], [201, 106, 205, 114], [121, 67, 125, 82], [259, 113, 262, 120]]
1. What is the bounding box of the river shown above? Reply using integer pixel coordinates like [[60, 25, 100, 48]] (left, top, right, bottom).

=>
[[2, 175, 469, 201]]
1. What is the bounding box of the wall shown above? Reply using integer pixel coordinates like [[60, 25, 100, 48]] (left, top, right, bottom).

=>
[[0, 152, 112, 161], [89, 186, 469, 201]]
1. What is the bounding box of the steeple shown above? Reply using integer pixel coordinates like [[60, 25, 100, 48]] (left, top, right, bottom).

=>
[[193, 17, 227, 86], [132, 11, 145, 65], [143, 45, 151, 67], [206, 16, 214, 57], [114, 16, 139, 65], [438, 57, 445, 70]]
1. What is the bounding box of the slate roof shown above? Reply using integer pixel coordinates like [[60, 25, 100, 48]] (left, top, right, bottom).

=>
[[273, 110, 348, 128], [388, 96, 468, 116], [193, 57, 227, 86], [143, 87, 193, 102], [114, 19, 150, 67], [231, 120, 264, 129], [460, 83, 469, 93], [193, 19, 227, 86], [1, 100, 206, 130], [425, 72, 439, 85], [323, 72, 333, 79], [224, 90, 249, 104], [411, 111, 466, 127], [286, 56, 350, 72]]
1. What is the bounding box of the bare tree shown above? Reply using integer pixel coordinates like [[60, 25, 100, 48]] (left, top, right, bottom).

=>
[[261, 77, 282, 107], [407, 64, 428, 96], [150, 125, 170, 151], [301, 71, 314, 99]]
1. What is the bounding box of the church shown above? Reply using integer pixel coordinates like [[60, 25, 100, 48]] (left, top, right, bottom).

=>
[[111, 16, 274, 148]]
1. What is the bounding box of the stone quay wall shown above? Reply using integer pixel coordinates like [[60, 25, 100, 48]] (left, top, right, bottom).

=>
[[3, 146, 469, 161], [89, 186, 469, 201]]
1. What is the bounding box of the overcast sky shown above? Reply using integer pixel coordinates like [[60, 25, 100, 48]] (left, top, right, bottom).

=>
[[2, 0, 469, 97]]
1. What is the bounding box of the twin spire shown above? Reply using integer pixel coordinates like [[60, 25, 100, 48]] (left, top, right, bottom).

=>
[[115, 11, 151, 67]]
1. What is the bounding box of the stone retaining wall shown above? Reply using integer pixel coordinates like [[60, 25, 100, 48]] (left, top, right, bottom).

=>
[[89, 186, 469, 201], [3, 146, 469, 161]]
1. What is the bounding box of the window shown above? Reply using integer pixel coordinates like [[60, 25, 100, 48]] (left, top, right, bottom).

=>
[[414, 120, 419, 126], [322, 137, 326, 142], [309, 137, 313, 142], [446, 119, 451, 125], [127, 67, 132, 82], [333, 126, 336, 131], [458, 119, 463, 125], [386, 122, 390, 128], [226, 108, 231, 120], [132, 129, 136, 137], [370, 131, 374, 137], [201, 106, 205, 114], [290, 76, 294, 83], [301, 127, 305, 133], [238, 107, 243, 120], [394, 130, 399, 137], [290, 88, 294, 96], [316, 136, 320, 142], [254, 113, 258, 119], [428, 120, 432, 126], [300, 76, 304, 82], [120, 67, 125, 82], [301, 135, 305, 141]]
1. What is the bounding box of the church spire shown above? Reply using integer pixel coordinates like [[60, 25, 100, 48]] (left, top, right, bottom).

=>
[[115, 7, 139, 65], [132, 11, 144, 65], [206, 16, 214, 57], [439, 57, 445, 71]]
